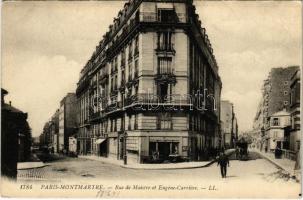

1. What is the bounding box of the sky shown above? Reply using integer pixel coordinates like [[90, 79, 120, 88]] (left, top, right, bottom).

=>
[[2, 1, 302, 137]]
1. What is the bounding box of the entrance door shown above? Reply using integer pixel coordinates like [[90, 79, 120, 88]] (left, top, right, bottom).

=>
[[99, 140, 108, 157], [158, 142, 170, 160]]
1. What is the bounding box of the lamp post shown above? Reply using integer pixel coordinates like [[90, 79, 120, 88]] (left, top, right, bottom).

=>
[[123, 131, 127, 165]]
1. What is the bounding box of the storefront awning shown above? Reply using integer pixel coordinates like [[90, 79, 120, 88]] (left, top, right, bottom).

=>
[[95, 139, 106, 144]]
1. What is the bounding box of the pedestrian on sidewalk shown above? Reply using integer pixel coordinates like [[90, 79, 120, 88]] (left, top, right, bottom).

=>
[[217, 152, 230, 178]]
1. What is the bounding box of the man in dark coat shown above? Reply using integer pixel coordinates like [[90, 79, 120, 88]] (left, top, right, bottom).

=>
[[217, 152, 230, 178]]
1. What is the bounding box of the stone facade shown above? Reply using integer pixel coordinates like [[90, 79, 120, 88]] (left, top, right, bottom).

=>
[[58, 93, 78, 153], [76, 0, 222, 163]]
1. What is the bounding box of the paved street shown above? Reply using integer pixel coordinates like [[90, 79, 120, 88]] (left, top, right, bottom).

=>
[[17, 152, 300, 198]]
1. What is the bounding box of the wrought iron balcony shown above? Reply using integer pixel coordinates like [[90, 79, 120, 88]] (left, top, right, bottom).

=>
[[125, 93, 191, 107], [76, 78, 90, 95], [140, 12, 186, 23], [156, 43, 175, 54], [154, 72, 176, 84], [99, 73, 109, 84]]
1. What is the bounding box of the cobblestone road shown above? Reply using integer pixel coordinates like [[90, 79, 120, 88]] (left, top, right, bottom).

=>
[[16, 152, 300, 198]]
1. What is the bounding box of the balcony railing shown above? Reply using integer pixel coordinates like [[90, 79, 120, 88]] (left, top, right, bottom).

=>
[[155, 72, 176, 84], [125, 93, 191, 106], [140, 12, 157, 22], [76, 78, 90, 95], [156, 43, 175, 53], [140, 12, 186, 23], [90, 111, 101, 120], [99, 73, 109, 82]]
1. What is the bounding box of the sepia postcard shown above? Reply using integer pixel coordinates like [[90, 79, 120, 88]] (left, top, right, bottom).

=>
[[1, 0, 302, 198]]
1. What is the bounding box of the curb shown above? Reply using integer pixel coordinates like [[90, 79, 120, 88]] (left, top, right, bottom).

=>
[[119, 160, 217, 170], [17, 164, 47, 170], [120, 150, 235, 170], [81, 150, 235, 170], [252, 150, 294, 175]]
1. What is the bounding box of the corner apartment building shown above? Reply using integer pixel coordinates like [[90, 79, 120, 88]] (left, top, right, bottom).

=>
[[58, 93, 78, 152], [76, 0, 222, 163], [220, 100, 238, 148], [40, 110, 59, 152], [289, 69, 301, 152], [252, 66, 300, 151]]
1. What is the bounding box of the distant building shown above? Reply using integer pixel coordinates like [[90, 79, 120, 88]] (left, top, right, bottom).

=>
[[32, 136, 40, 145], [289, 69, 300, 152], [59, 93, 77, 153], [40, 121, 52, 147], [220, 100, 238, 148], [252, 66, 300, 151]]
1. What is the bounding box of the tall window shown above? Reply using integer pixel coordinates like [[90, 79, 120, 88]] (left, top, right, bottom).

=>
[[121, 70, 125, 84], [114, 75, 118, 90], [134, 114, 138, 130], [128, 41, 133, 60], [158, 57, 172, 74], [121, 49, 125, 67], [114, 57, 118, 72], [272, 118, 280, 126], [134, 60, 139, 78], [134, 36, 139, 56], [158, 9, 176, 22], [111, 77, 114, 92], [158, 113, 172, 130], [129, 63, 133, 81], [157, 32, 173, 50], [128, 116, 132, 130]]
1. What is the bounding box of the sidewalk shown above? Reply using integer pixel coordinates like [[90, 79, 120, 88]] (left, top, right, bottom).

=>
[[17, 162, 46, 170], [80, 149, 235, 170], [251, 149, 296, 176]]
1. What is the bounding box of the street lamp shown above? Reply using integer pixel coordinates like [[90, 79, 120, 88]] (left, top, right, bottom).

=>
[[123, 131, 127, 165]]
